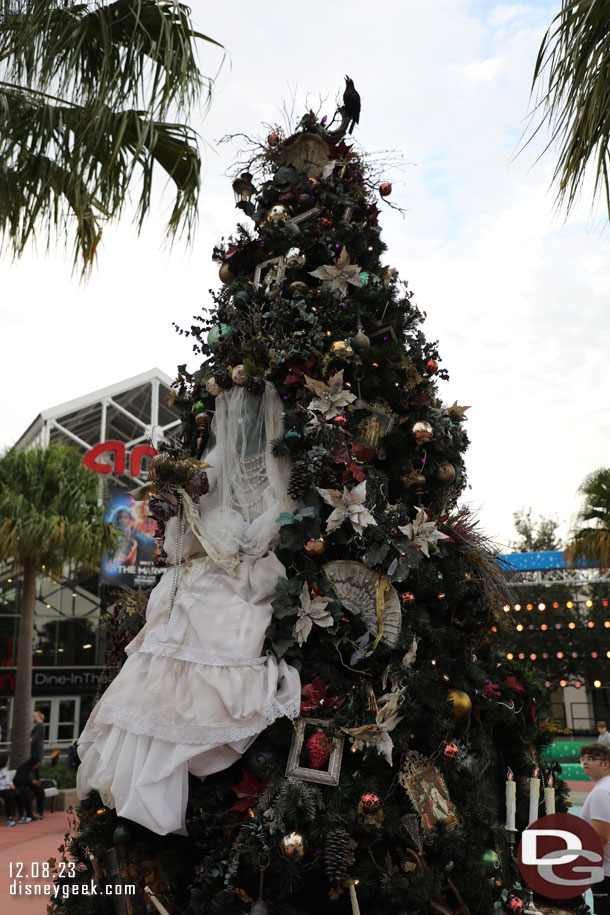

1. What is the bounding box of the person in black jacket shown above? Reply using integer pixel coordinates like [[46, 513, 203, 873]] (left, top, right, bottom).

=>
[[13, 758, 45, 820], [30, 711, 45, 763]]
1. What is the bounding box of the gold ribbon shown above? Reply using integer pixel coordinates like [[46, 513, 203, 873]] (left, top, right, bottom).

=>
[[373, 575, 391, 650]]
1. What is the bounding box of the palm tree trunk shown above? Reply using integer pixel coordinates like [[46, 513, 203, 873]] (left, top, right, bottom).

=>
[[10, 557, 37, 766]]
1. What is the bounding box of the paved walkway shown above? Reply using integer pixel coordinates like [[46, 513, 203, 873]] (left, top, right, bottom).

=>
[[0, 811, 73, 915]]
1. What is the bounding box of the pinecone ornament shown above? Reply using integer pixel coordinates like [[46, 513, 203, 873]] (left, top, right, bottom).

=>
[[324, 827, 351, 886], [305, 731, 331, 769], [288, 462, 309, 500]]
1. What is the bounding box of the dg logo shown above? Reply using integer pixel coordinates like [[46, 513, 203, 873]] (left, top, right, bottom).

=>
[[518, 813, 604, 899]]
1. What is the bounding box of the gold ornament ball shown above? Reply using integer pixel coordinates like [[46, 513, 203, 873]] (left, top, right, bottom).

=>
[[331, 339, 354, 357], [267, 204, 290, 224], [289, 280, 309, 295], [379, 182, 392, 197], [219, 263, 233, 284], [447, 689, 472, 720], [437, 461, 456, 484], [412, 420, 433, 441], [304, 537, 325, 556]]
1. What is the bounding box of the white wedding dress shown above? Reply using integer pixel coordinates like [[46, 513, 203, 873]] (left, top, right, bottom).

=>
[[77, 386, 302, 835]]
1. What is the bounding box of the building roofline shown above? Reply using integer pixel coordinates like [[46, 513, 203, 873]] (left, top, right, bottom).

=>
[[15, 367, 175, 449]]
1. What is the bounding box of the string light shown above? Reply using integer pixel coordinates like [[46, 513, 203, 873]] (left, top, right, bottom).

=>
[[541, 624, 548, 631], [566, 601, 573, 608], [516, 624, 524, 632], [588, 621, 595, 628], [568, 622, 575, 629], [526, 603, 533, 611], [575, 680, 582, 688], [595, 680, 602, 688], [514, 604, 521, 611], [530, 653, 537, 660], [560, 679, 567, 687], [538, 603, 546, 611], [506, 653, 514, 660], [556, 652, 564, 659], [503, 605, 510, 613], [586, 600, 593, 608]]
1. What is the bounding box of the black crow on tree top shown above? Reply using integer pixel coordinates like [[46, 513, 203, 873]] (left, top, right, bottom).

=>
[[343, 75, 361, 134]]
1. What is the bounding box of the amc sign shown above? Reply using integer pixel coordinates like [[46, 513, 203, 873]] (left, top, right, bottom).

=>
[[82, 441, 156, 477]]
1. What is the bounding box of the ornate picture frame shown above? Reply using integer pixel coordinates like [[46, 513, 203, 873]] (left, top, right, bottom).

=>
[[285, 718, 344, 786], [355, 399, 396, 448], [253, 255, 286, 290], [398, 752, 460, 837]]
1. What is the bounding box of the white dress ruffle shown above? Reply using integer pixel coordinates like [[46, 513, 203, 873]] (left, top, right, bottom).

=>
[[77, 548, 301, 835]]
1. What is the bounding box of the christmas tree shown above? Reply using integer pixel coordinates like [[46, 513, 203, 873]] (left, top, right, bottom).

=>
[[56, 89, 577, 915]]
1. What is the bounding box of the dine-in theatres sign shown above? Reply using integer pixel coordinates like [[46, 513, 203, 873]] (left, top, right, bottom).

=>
[[82, 441, 156, 477]]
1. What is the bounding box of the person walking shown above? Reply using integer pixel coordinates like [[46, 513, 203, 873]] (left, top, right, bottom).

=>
[[30, 710, 45, 763], [580, 744, 610, 913], [0, 754, 25, 826]]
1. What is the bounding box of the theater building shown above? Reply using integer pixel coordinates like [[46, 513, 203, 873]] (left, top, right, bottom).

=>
[[0, 368, 179, 751]]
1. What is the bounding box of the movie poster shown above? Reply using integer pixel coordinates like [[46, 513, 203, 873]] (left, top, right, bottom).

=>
[[101, 491, 161, 588]]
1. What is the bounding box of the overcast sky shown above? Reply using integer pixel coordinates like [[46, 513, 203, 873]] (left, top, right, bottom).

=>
[[2, 0, 609, 549]]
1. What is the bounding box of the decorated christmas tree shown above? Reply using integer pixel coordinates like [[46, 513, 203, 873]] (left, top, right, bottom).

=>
[[55, 88, 578, 915]]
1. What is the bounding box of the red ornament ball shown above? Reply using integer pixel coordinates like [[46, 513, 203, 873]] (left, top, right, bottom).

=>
[[426, 359, 439, 373], [268, 132, 279, 147], [379, 182, 392, 197], [333, 414, 347, 425], [443, 742, 459, 761], [306, 731, 332, 769], [508, 899, 524, 914], [401, 592, 415, 604], [361, 792, 380, 811]]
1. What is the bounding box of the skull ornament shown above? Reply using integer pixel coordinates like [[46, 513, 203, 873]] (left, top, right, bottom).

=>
[[267, 204, 290, 224]]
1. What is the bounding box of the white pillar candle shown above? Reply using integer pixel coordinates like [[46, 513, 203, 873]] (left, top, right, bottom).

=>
[[545, 777, 555, 814], [528, 768, 541, 825], [505, 768, 517, 830], [348, 880, 361, 915], [144, 887, 171, 915]]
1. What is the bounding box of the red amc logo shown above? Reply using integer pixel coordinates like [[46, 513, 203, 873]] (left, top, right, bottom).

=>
[[518, 813, 604, 898], [82, 442, 156, 477]]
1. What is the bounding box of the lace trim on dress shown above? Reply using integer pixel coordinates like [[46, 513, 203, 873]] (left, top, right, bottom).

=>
[[80, 695, 302, 747], [130, 637, 270, 667]]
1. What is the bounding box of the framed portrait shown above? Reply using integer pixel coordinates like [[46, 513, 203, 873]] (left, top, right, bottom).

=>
[[285, 718, 344, 786], [399, 753, 460, 837], [355, 399, 396, 448]]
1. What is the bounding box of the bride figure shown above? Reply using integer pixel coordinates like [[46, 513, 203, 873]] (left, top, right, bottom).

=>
[[77, 383, 302, 835]]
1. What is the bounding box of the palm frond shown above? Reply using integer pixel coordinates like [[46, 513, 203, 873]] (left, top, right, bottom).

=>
[[0, 445, 117, 573], [0, 85, 200, 266], [0, 1, 223, 270], [529, 0, 610, 218], [564, 467, 610, 568]]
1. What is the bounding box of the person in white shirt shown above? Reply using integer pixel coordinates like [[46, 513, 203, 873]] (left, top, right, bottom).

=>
[[597, 722, 610, 751], [0, 754, 26, 826], [581, 744, 610, 913]]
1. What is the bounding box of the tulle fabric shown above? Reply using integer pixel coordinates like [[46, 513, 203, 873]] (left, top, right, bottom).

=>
[[77, 383, 301, 836]]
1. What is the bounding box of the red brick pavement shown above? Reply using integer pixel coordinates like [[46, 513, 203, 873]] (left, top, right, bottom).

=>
[[0, 810, 72, 915]]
